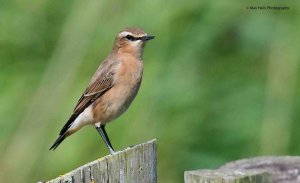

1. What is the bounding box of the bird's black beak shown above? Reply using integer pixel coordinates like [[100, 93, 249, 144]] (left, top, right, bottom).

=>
[[140, 35, 155, 41]]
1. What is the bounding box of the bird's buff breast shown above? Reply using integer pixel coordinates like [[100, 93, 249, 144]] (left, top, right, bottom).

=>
[[92, 60, 143, 124]]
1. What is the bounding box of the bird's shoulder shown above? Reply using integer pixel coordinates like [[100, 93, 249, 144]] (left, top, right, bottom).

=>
[[89, 56, 120, 85], [73, 56, 120, 113]]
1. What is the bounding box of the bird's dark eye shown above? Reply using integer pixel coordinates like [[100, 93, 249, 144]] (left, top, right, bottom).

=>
[[125, 35, 135, 41]]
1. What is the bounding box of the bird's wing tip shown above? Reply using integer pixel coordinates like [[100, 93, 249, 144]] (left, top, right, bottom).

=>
[[49, 135, 66, 151]]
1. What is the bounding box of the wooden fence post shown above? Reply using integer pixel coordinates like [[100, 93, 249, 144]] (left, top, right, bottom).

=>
[[185, 156, 300, 183], [45, 139, 157, 183], [185, 169, 269, 183]]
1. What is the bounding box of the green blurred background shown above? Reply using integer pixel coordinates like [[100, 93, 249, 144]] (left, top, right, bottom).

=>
[[0, 0, 300, 182]]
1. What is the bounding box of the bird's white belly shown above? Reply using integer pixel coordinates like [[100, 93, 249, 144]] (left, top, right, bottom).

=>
[[68, 105, 94, 132]]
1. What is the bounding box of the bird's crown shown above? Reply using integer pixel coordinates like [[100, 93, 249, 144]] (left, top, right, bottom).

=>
[[118, 27, 146, 38]]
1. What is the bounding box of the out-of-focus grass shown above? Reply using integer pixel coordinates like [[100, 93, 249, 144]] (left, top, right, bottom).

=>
[[0, 0, 299, 182]]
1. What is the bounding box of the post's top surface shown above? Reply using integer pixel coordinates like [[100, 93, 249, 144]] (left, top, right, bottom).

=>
[[45, 139, 157, 183], [185, 156, 300, 183]]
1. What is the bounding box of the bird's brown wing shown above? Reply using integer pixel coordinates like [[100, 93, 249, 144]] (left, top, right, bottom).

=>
[[59, 71, 115, 136], [74, 72, 114, 114]]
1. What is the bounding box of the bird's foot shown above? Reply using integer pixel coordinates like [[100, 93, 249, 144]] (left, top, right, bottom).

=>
[[108, 147, 116, 155]]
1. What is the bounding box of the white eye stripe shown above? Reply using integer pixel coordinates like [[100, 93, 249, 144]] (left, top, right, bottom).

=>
[[118, 31, 147, 38], [118, 31, 133, 37]]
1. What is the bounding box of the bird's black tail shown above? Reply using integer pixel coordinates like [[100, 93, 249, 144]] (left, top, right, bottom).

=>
[[49, 134, 66, 150], [49, 113, 79, 150]]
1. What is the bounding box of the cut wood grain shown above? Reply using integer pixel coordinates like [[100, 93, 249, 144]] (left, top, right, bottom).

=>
[[45, 139, 157, 183], [185, 156, 300, 183]]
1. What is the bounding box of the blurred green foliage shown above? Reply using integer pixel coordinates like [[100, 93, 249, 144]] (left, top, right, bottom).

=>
[[0, 0, 299, 182]]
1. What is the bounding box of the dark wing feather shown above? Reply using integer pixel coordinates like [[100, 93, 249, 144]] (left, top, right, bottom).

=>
[[50, 71, 115, 150], [49, 57, 119, 151], [59, 71, 114, 136], [73, 72, 113, 114], [49, 58, 118, 150], [49, 72, 114, 150]]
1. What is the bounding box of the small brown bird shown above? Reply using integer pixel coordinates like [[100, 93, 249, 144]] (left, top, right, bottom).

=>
[[50, 27, 154, 154]]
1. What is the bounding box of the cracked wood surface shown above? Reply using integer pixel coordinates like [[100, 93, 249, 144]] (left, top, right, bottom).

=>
[[185, 156, 300, 183], [46, 139, 157, 183]]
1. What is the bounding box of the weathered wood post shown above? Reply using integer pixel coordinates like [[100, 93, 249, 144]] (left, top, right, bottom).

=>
[[45, 139, 157, 183], [185, 156, 300, 183]]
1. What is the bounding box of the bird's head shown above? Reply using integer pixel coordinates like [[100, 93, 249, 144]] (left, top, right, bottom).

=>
[[113, 27, 154, 58]]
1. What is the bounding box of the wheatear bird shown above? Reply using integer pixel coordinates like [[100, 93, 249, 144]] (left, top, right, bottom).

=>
[[50, 27, 154, 154]]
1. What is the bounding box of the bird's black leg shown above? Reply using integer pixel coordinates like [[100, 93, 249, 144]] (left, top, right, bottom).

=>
[[96, 125, 115, 154]]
